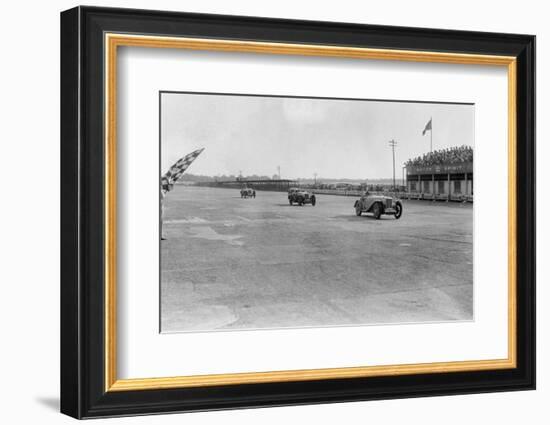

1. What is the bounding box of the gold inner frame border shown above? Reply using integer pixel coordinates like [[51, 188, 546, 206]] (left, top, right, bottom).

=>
[[104, 33, 517, 392]]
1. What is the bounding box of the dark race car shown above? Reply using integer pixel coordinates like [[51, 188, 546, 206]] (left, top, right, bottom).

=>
[[240, 187, 256, 198], [354, 192, 402, 219], [288, 188, 316, 206]]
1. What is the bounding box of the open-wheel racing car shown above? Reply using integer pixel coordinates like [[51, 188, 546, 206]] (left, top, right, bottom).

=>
[[354, 192, 402, 219], [288, 188, 316, 206], [240, 187, 256, 198]]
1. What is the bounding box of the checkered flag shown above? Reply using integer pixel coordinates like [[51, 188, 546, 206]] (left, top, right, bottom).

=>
[[163, 148, 204, 185]]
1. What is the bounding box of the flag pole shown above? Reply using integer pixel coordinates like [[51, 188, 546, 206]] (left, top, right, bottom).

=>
[[430, 116, 433, 152]]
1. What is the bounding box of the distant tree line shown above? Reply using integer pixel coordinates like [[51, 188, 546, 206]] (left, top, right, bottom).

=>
[[180, 173, 274, 182], [181, 174, 398, 186]]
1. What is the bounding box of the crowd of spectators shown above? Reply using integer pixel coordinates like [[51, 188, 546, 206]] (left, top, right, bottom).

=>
[[406, 145, 473, 167]]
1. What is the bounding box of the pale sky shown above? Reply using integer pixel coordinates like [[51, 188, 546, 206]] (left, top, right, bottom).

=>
[[161, 92, 474, 180]]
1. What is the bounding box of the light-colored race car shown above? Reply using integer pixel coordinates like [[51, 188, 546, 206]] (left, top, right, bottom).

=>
[[354, 193, 403, 219], [288, 188, 316, 206], [240, 187, 256, 198]]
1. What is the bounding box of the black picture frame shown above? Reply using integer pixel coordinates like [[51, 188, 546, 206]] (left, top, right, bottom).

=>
[[61, 5, 535, 419]]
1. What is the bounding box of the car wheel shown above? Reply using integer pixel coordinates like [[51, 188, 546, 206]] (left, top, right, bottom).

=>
[[394, 202, 403, 219], [311, 196, 316, 206], [289, 199, 293, 205], [372, 202, 382, 219], [355, 204, 362, 216]]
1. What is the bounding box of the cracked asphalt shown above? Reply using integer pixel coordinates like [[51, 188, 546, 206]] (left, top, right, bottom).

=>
[[161, 186, 473, 333]]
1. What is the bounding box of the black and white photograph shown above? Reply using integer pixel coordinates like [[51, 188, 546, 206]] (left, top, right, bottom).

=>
[[159, 92, 474, 333], [54, 3, 537, 421]]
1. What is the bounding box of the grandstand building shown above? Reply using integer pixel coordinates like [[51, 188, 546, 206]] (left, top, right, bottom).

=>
[[405, 146, 473, 202]]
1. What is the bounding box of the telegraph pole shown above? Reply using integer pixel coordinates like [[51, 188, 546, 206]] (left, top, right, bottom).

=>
[[314, 172, 318, 185], [388, 139, 398, 190], [277, 166, 281, 180]]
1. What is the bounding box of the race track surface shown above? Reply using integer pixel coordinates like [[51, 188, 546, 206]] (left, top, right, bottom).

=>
[[161, 186, 473, 332]]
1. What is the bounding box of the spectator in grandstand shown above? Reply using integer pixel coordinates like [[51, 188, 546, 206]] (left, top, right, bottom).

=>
[[405, 145, 473, 167]]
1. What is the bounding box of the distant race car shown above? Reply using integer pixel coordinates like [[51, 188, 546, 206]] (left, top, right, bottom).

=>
[[240, 187, 256, 198], [288, 188, 316, 206], [354, 192, 402, 219]]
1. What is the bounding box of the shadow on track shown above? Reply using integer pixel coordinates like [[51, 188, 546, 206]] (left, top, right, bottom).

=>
[[330, 214, 394, 222]]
